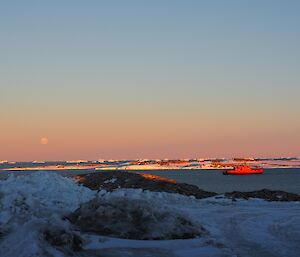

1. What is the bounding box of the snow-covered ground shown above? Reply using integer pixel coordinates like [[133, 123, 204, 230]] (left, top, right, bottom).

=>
[[0, 173, 299, 257]]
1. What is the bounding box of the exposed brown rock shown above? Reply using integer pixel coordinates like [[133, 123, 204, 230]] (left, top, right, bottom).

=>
[[74, 172, 217, 199], [225, 189, 300, 201]]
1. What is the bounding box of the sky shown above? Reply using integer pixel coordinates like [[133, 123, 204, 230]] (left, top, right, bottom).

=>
[[1, 0, 300, 161]]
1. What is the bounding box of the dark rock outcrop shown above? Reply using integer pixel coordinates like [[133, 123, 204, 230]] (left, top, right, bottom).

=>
[[74, 172, 217, 199], [225, 189, 300, 201], [67, 197, 206, 240], [43, 229, 82, 252]]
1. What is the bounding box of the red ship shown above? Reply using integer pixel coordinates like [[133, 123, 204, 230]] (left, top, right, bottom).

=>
[[223, 166, 263, 175]]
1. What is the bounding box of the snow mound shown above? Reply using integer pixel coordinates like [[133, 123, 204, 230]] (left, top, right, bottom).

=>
[[0, 172, 94, 229], [0, 172, 95, 257], [68, 196, 205, 240]]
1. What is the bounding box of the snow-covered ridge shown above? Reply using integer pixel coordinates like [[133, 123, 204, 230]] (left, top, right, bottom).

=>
[[2, 157, 300, 171]]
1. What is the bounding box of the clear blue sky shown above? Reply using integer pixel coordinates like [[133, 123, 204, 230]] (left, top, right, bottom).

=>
[[1, 0, 300, 160]]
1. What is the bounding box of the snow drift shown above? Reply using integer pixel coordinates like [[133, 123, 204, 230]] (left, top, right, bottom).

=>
[[0, 172, 299, 257], [0, 173, 95, 257]]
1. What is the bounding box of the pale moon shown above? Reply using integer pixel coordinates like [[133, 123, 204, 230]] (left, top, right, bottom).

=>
[[40, 137, 49, 145]]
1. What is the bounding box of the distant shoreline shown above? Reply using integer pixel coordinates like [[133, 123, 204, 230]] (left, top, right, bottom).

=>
[[1, 168, 300, 194]]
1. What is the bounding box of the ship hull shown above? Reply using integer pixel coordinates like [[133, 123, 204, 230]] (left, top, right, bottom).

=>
[[223, 169, 263, 175]]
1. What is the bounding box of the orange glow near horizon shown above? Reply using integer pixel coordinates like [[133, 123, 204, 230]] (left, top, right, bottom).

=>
[[1, 85, 299, 161], [1, 111, 299, 161]]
